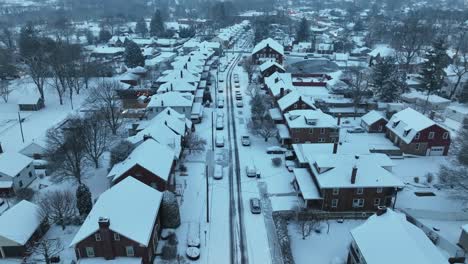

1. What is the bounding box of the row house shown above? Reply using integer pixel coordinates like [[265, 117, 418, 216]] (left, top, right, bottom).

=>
[[348, 208, 449, 264], [264, 72, 295, 98], [283, 110, 339, 145], [292, 153, 404, 211], [146, 91, 195, 119], [259, 60, 285, 81], [71, 178, 163, 264], [251, 38, 284, 65], [386, 108, 451, 156], [360, 110, 387, 133]]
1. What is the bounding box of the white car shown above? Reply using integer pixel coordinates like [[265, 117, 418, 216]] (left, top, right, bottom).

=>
[[217, 99, 224, 108], [215, 134, 224, 147], [266, 146, 288, 154], [246, 165, 257, 177], [213, 165, 223, 180], [216, 118, 224, 130]]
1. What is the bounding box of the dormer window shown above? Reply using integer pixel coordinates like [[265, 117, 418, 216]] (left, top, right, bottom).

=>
[[403, 129, 410, 137], [392, 121, 399, 128]]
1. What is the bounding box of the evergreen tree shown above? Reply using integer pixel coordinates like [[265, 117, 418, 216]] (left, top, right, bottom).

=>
[[371, 56, 406, 102], [296, 17, 310, 42], [418, 38, 449, 112], [124, 40, 145, 68], [160, 191, 181, 228], [98, 28, 112, 43], [150, 10, 165, 37], [76, 184, 92, 216], [135, 18, 148, 37], [459, 82, 468, 103]]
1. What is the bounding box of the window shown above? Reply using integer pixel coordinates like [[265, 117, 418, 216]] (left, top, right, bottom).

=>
[[95, 233, 101, 241], [331, 199, 338, 208], [114, 233, 120, 241], [18, 180, 23, 188], [415, 143, 420, 150], [86, 247, 95, 258], [415, 132, 420, 139], [443, 132, 448, 139], [294, 103, 298, 109], [126, 246, 135, 257], [374, 198, 381, 206], [318, 138, 325, 142], [294, 139, 300, 143], [376, 188, 383, 193], [352, 199, 365, 208], [28, 172, 33, 178], [428, 132, 435, 139], [356, 188, 364, 195], [320, 128, 325, 134], [332, 188, 339, 195], [309, 129, 314, 134]]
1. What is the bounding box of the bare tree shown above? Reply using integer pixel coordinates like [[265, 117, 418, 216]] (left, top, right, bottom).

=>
[[27, 238, 64, 264], [347, 67, 370, 118], [448, 33, 468, 99], [248, 115, 277, 142], [0, 80, 11, 103], [86, 80, 123, 135], [183, 133, 207, 154], [38, 190, 77, 230], [82, 113, 110, 168], [45, 117, 87, 184], [242, 56, 256, 84]]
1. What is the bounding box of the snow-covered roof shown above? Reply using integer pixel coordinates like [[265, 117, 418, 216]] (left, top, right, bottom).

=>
[[147, 91, 194, 108], [107, 139, 175, 183], [0, 152, 33, 178], [140, 107, 189, 136], [368, 44, 395, 57], [265, 72, 295, 97], [351, 209, 449, 264], [17, 95, 41, 105], [293, 168, 321, 200], [361, 110, 386, 126], [156, 69, 200, 84], [0, 200, 44, 246], [252, 38, 284, 56], [276, 124, 291, 139], [278, 91, 316, 112], [70, 177, 162, 247], [157, 80, 197, 94], [402, 90, 451, 104], [285, 110, 337, 129], [91, 46, 125, 55], [386, 108, 445, 144], [78, 257, 142, 264], [308, 153, 404, 189], [293, 143, 370, 164], [259, 60, 285, 73]]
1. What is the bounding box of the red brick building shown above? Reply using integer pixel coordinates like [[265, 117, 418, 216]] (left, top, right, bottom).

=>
[[251, 38, 284, 65], [292, 154, 404, 211], [284, 110, 339, 144], [360, 110, 387, 133], [259, 60, 285, 80], [71, 178, 163, 264], [386, 108, 451, 156]]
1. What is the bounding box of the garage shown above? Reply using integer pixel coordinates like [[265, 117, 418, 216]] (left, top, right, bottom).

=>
[[428, 146, 445, 156]]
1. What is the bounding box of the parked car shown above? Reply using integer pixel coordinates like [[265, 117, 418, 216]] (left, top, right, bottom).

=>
[[266, 146, 287, 154], [215, 134, 224, 147], [0, 198, 4, 207], [213, 165, 223, 180], [217, 99, 224, 108], [246, 165, 257, 177], [285, 151, 295, 161], [216, 111, 224, 119], [219, 77, 225, 82], [249, 198, 261, 214], [285, 160, 296, 172], [236, 94, 242, 100], [241, 136, 251, 146], [347, 127, 365, 133], [216, 118, 224, 130], [218, 87, 224, 93], [236, 101, 243, 108], [235, 83, 240, 88]]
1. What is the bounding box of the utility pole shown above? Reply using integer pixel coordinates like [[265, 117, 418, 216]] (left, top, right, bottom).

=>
[[205, 165, 209, 223], [18, 112, 24, 143], [211, 112, 214, 151]]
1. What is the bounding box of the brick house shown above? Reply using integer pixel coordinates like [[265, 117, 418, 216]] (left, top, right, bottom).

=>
[[70, 177, 163, 264], [348, 208, 449, 264], [292, 153, 404, 211], [386, 108, 451, 156], [360, 110, 387, 133], [107, 139, 176, 192], [259, 60, 285, 80], [278, 91, 316, 114], [251, 38, 284, 65], [0, 201, 48, 259], [284, 110, 339, 144], [264, 72, 295, 98]]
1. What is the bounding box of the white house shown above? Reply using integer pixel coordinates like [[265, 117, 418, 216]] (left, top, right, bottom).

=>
[[0, 152, 36, 194], [146, 92, 194, 119]]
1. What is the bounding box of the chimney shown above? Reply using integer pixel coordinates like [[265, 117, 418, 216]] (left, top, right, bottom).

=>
[[170, 83, 173, 91], [0, 142, 3, 154], [337, 114, 341, 126], [332, 142, 338, 154], [351, 165, 357, 184], [167, 109, 170, 115], [143, 134, 152, 141], [275, 77, 279, 83], [376, 206, 387, 216], [280, 87, 284, 97], [98, 217, 115, 260], [180, 70, 183, 78], [161, 100, 164, 107]]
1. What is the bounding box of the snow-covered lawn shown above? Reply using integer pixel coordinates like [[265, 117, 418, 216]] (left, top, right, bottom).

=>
[[288, 220, 364, 264]]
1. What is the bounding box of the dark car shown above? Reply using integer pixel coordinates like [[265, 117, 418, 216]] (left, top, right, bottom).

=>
[[250, 198, 261, 214], [266, 146, 287, 154]]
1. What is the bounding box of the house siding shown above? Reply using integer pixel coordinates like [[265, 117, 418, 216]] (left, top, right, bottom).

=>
[[112, 163, 175, 192], [289, 127, 339, 144], [252, 46, 283, 65], [320, 187, 396, 211], [362, 118, 387, 133]]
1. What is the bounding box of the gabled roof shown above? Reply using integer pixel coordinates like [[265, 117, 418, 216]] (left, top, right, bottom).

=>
[[157, 80, 197, 94], [307, 153, 403, 188], [0, 152, 33, 178], [252, 38, 284, 56], [107, 139, 175, 183], [265, 72, 295, 97], [147, 92, 194, 108], [0, 200, 44, 246], [386, 108, 446, 144], [361, 110, 386, 126], [259, 60, 285, 73], [156, 69, 200, 84], [351, 209, 449, 264], [284, 109, 337, 129], [277, 91, 316, 112], [70, 177, 162, 247]]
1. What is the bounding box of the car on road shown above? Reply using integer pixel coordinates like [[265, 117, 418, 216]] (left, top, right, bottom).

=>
[[216, 118, 224, 130], [213, 165, 223, 180], [216, 111, 224, 119], [236, 101, 243, 108], [347, 127, 365, 133], [219, 77, 224, 82], [215, 134, 224, 147], [218, 87, 224, 93], [236, 93, 242, 100], [285, 160, 296, 172], [249, 198, 261, 214], [246, 165, 257, 177], [241, 136, 251, 146], [217, 99, 224, 108], [235, 83, 240, 88], [266, 146, 288, 154]]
